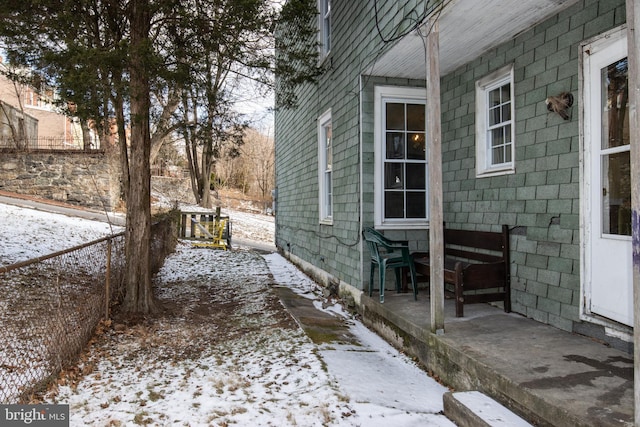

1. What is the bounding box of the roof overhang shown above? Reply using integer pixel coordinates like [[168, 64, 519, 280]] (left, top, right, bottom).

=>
[[365, 0, 581, 79]]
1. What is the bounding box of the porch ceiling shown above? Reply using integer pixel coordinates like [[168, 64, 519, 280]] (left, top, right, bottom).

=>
[[365, 0, 580, 79]]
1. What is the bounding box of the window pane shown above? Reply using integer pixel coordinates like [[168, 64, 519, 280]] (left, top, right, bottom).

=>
[[501, 84, 511, 102], [385, 192, 404, 218], [406, 104, 425, 131], [491, 127, 504, 147], [489, 88, 501, 107], [406, 192, 426, 218], [325, 125, 332, 169], [322, 0, 331, 52], [504, 143, 512, 163], [407, 133, 425, 160], [502, 103, 511, 122], [384, 163, 404, 189], [601, 58, 629, 149], [386, 103, 405, 130], [489, 107, 501, 126], [379, 93, 428, 222], [406, 163, 425, 189], [386, 133, 405, 159], [602, 150, 631, 235], [477, 71, 515, 175], [324, 170, 332, 215], [492, 146, 504, 164]]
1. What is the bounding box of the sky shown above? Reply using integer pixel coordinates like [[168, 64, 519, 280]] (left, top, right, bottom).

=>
[[0, 201, 457, 426]]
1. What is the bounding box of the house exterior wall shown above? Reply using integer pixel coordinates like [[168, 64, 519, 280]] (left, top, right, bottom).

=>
[[439, 0, 626, 337], [275, 0, 629, 344], [275, 1, 433, 289]]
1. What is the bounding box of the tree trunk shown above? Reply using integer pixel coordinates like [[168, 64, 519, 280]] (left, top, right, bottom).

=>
[[150, 88, 181, 164], [113, 74, 130, 203], [122, 0, 156, 314], [183, 90, 202, 205], [201, 157, 213, 209], [81, 119, 92, 150]]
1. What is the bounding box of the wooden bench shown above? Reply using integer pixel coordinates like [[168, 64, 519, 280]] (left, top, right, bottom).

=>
[[411, 225, 511, 317]]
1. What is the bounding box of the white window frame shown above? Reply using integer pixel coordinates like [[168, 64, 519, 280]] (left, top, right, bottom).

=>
[[374, 86, 429, 230], [318, 0, 331, 59], [475, 64, 515, 177], [318, 109, 333, 224]]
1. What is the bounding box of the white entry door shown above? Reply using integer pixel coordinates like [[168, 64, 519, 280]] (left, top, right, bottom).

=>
[[583, 29, 633, 327]]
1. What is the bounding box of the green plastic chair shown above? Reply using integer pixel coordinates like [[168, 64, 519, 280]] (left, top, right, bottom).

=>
[[362, 227, 418, 303]]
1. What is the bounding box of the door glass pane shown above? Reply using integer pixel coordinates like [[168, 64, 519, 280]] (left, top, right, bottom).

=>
[[601, 58, 629, 149], [600, 56, 630, 236], [601, 151, 631, 236]]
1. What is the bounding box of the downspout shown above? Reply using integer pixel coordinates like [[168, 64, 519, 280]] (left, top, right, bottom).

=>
[[359, 75, 364, 293]]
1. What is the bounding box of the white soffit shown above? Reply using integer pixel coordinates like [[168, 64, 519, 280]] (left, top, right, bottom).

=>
[[366, 0, 581, 79]]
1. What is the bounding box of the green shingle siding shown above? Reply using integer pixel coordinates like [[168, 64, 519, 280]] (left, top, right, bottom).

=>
[[435, 0, 626, 331], [276, 0, 625, 334]]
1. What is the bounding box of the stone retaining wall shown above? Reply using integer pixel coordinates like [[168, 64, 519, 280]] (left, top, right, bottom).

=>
[[0, 151, 121, 211]]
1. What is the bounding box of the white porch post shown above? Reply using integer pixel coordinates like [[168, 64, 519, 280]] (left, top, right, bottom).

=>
[[425, 18, 445, 334], [625, 1, 640, 425]]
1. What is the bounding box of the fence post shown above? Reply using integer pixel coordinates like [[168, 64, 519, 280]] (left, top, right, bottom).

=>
[[105, 238, 112, 320]]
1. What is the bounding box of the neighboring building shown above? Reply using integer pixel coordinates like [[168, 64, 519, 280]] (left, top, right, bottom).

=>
[[275, 0, 634, 352], [0, 99, 38, 147], [0, 61, 86, 149]]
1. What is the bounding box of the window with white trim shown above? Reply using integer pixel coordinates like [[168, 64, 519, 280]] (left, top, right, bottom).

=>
[[475, 65, 515, 176], [374, 86, 428, 229], [318, 109, 333, 223], [318, 0, 331, 58]]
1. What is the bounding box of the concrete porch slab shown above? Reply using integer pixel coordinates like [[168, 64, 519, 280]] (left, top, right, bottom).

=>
[[359, 292, 634, 427]]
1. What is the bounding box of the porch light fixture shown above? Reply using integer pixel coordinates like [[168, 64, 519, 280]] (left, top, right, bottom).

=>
[[545, 92, 574, 120]]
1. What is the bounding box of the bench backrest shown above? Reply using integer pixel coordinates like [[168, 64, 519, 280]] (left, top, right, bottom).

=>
[[444, 225, 510, 264]]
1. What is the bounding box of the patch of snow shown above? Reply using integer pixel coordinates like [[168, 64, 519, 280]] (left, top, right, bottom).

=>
[[0, 204, 123, 267], [0, 202, 458, 426]]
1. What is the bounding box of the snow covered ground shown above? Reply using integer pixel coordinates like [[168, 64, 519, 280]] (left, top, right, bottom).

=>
[[0, 203, 124, 266], [0, 201, 455, 426]]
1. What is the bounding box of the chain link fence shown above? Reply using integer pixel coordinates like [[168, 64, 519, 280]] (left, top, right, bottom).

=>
[[0, 215, 177, 403]]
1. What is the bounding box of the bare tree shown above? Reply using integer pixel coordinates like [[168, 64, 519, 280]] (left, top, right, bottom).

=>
[[241, 128, 274, 201]]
